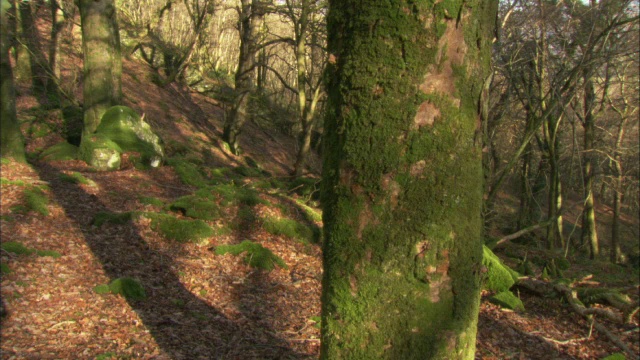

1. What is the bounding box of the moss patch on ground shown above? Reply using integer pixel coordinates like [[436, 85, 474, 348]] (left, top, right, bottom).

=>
[[139, 196, 164, 207], [167, 158, 209, 188], [262, 216, 320, 244], [39, 142, 78, 161], [145, 213, 213, 244], [168, 195, 220, 221], [215, 240, 287, 271], [1, 241, 61, 258], [23, 186, 50, 216], [94, 277, 146, 301], [0, 178, 26, 186], [59, 172, 97, 186]]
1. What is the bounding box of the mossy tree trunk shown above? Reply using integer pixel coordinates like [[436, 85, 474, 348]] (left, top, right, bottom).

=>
[[321, 1, 497, 359], [76, 0, 122, 136], [223, 0, 263, 155], [1, 0, 26, 162]]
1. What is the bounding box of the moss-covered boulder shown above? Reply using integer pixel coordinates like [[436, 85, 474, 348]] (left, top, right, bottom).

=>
[[79, 134, 122, 171], [489, 291, 525, 312], [95, 106, 164, 167], [482, 245, 520, 292]]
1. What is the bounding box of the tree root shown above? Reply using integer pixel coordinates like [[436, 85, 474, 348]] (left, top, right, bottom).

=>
[[516, 276, 639, 358]]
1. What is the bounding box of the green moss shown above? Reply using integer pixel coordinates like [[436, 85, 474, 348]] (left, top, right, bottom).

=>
[[292, 197, 323, 223], [145, 213, 213, 243], [94, 284, 111, 294], [207, 184, 266, 207], [24, 186, 49, 216], [601, 353, 626, 360], [95, 352, 117, 360], [577, 288, 631, 307], [489, 291, 525, 312], [96, 106, 161, 160], [234, 166, 263, 178], [289, 176, 320, 200], [92, 211, 137, 226], [167, 158, 209, 188], [168, 195, 220, 220], [482, 245, 520, 292], [79, 134, 122, 171], [59, 172, 96, 186], [1, 241, 34, 255], [39, 142, 78, 161], [213, 225, 233, 236], [1, 178, 26, 186], [108, 277, 146, 301], [263, 216, 320, 244], [1, 263, 11, 274], [1, 158, 10, 165], [215, 240, 288, 271], [35, 250, 61, 258], [139, 196, 164, 207]]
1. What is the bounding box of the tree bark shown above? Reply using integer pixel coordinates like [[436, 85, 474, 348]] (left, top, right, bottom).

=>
[[223, 0, 263, 155], [18, 0, 60, 107], [1, 1, 26, 162], [76, 0, 122, 136], [581, 75, 599, 259], [321, 1, 498, 358]]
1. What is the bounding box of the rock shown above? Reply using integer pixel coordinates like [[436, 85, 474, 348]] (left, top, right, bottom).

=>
[[95, 106, 164, 167], [79, 134, 122, 171]]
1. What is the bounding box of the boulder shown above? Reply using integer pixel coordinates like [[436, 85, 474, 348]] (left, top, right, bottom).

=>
[[79, 134, 122, 171], [95, 106, 164, 167]]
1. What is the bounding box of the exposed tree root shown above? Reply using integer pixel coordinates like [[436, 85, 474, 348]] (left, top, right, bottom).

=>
[[516, 276, 639, 358]]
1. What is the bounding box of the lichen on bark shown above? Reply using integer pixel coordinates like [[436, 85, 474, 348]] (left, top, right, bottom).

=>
[[321, 1, 498, 359]]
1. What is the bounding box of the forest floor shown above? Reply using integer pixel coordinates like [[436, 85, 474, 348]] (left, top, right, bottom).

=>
[[1, 12, 639, 360]]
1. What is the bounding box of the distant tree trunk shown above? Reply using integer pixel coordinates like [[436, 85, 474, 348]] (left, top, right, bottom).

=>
[[581, 75, 599, 259], [223, 0, 263, 155], [49, 0, 67, 80], [18, 0, 59, 107], [76, 0, 122, 136], [1, 1, 26, 162], [610, 117, 627, 263], [321, 1, 498, 359], [292, 85, 321, 177]]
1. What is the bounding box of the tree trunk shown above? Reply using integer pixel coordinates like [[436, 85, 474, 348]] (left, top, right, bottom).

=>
[[1, 1, 26, 162], [18, 0, 59, 107], [321, 1, 497, 359], [610, 117, 627, 263], [292, 85, 321, 177], [223, 0, 263, 155], [581, 76, 599, 259], [76, 0, 122, 136]]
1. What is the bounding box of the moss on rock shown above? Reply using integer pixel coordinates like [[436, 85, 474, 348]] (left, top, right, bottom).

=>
[[79, 134, 122, 171], [489, 291, 525, 312], [482, 245, 520, 292], [96, 106, 164, 167]]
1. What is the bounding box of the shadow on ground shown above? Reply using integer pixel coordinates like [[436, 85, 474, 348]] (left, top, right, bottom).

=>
[[35, 162, 309, 360]]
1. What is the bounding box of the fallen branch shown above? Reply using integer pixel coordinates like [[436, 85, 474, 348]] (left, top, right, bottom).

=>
[[494, 219, 554, 247], [516, 277, 638, 358]]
